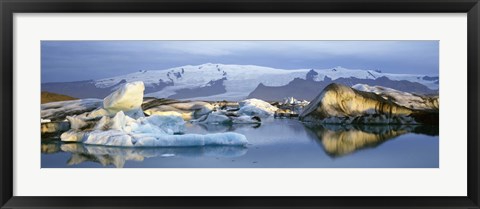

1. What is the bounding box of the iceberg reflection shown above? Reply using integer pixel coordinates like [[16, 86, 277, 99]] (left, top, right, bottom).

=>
[[42, 142, 248, 168], [304, 124, 438, 157]]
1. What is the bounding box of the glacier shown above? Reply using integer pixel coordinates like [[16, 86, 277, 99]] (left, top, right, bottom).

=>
[[89, 63, 439, 101]]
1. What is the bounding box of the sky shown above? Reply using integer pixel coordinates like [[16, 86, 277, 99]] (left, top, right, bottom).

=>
[[41, 41, 439, 83]]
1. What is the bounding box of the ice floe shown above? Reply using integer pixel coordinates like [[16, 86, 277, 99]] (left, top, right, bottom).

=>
[[238, 98, 278, 118]]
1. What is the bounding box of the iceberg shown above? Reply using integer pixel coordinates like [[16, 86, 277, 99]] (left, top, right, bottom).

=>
[[103, 81, 145, 113], [143, 100, 213, 120], [41, 121, 70, 137], [199, 112, 231, 124], [238, 98, 278, 118], [299, 83, 418, 124], [58, 81, 248, 147], [41, 98, 103, 121], [62, 111, 248, 147], [352, 84, 439, 111], [300, 83, 439, 125]]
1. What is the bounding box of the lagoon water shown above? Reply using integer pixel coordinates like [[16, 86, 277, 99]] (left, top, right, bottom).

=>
[[41, 118, 439, 168]]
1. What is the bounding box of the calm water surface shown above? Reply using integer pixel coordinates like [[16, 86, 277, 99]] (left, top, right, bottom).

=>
[[41, 118, 439, 168]]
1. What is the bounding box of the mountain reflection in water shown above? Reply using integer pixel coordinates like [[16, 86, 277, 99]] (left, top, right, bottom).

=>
[[304, 124, 439, 157]]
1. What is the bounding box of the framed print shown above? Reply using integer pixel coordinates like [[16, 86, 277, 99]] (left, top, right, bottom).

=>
[[1, 0, 479, 208]]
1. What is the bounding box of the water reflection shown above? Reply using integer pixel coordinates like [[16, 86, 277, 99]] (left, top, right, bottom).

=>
[[304, 124, 439, 157], [42, 142, 248, 168], [41, 119, 439, 168]]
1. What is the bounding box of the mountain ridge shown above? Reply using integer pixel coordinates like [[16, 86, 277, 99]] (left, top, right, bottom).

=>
[[42, 63, 439, 101]]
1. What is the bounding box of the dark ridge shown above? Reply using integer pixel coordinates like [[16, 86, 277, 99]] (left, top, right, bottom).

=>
[[41, 79, 173, 99], [422, 76, 439, 81], [168, 78, 227, 99], [247, 76, 437, 101]]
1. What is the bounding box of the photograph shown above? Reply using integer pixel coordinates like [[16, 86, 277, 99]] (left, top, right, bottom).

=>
[[40, 40, 440, 168]]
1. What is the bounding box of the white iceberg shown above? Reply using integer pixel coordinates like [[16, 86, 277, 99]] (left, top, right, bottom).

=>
[[238, 98, 278, 118], [74, 81, 146, 121], [199, 112, 231, 124]]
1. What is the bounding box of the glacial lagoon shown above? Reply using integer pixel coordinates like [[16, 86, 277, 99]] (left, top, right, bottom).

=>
[[41, 118, 439, 168]]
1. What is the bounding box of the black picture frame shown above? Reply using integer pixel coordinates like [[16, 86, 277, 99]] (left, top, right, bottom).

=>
[[1, 0, 479, 208]]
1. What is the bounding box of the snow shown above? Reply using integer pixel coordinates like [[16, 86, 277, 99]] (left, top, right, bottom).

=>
[[238, 98, 278, 118], [352, 84, 439, 110], [93, 63, 439, 101]]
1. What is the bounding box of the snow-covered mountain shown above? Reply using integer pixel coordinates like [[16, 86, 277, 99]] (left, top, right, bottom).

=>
[[42, 63, 439, 101]]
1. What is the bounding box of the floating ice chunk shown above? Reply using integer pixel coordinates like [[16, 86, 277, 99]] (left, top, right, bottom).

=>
[[144, 100, 213, 120], [203, 132, 248, 146], [61, 110, 244, 147], [138, 114, 185, 134], [83, 131, 247, 147], [84, 130, 135, 146], [68, 81, 146, 120], [147, 111, 183, 118], [238, 98, 278, 118], [103, 81, 145, 113], [66, 115, 90, 130], [60, 130, 86, 142], [41, 99, 103, 121], [41, 121, 70, 136], [200, 112, 231, 124]]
